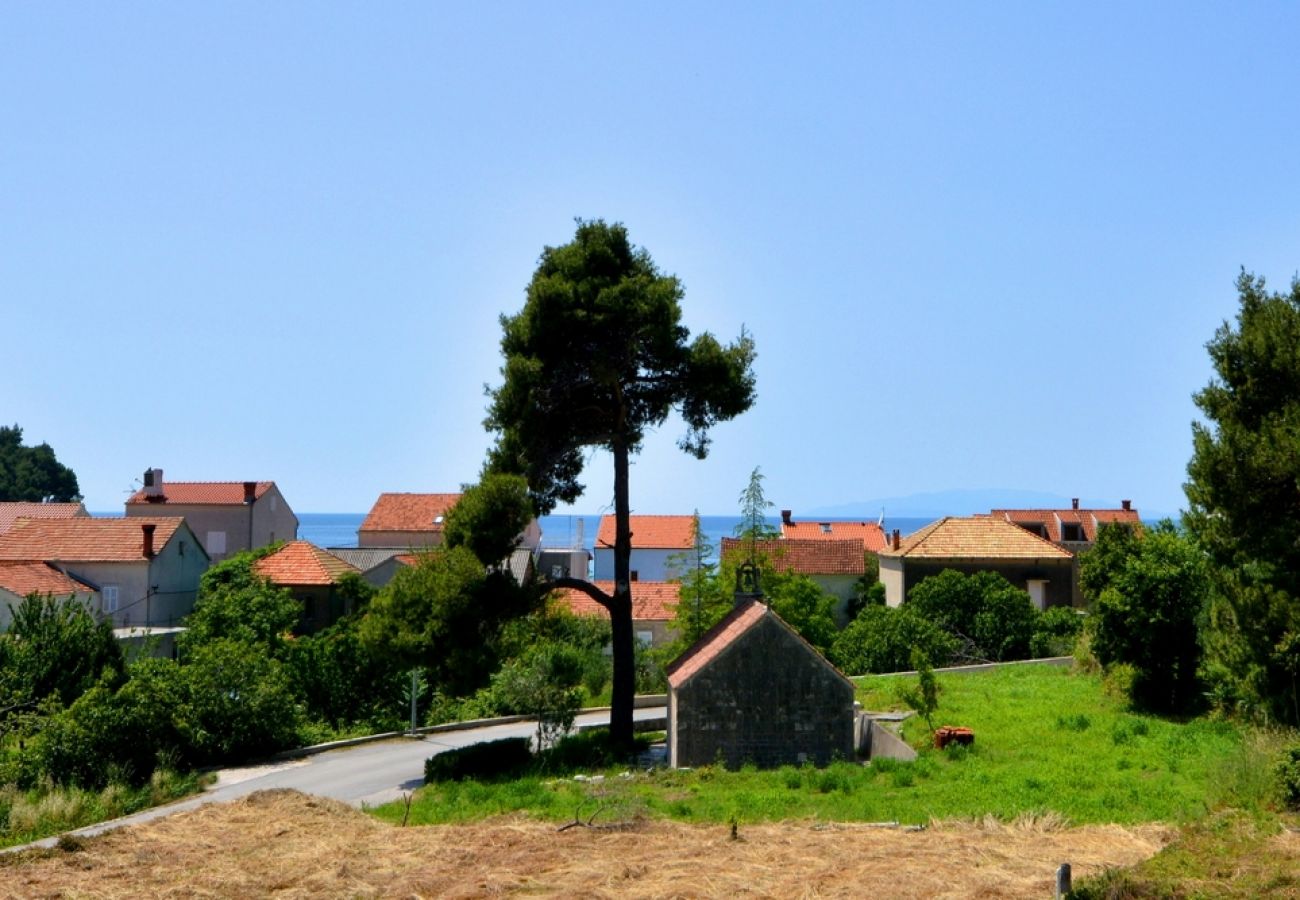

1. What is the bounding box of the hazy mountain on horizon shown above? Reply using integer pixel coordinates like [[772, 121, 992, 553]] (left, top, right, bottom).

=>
[[805, 488, 1170, 520]]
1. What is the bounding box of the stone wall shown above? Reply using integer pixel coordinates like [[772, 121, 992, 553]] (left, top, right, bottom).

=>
[[672, 615, 855, 768]]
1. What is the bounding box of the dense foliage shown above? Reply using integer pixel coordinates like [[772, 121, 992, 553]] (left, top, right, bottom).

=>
[[0, 424, 80, 502], [906, 570, 1039, 662], [443, 472, 536, 567], [484, 219, 756, 747], [830, 604, 959, 674], [1185, 270, 1300, 726], [1080, 522, 1207, 714]]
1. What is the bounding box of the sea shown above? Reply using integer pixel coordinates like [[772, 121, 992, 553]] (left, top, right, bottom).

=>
[[298, 512, 938, 555]]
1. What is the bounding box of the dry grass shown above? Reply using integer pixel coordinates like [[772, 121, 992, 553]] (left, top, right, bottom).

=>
[[0, 789, 1172, 898]]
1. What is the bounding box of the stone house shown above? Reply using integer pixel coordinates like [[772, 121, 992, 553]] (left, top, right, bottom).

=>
[[666, 598, 856, 768], [0, 516, 209, 627], [593, 515, 696, 582], [125, 469, 298, 561], [877, 516, 1075, 609], [253, 540, 363, 634]]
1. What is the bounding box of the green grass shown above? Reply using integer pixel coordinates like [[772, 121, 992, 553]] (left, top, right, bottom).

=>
[[0, 768, 207, 849], [374, 665, 1269, 829]]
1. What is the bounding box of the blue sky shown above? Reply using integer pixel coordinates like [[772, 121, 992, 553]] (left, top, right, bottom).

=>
[[5, 4, 1298, 518]]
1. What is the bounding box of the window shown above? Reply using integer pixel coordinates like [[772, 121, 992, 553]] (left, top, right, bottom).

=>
[[636, 630, 654, 647], [1014, 522, 1047, 538], [103, 585, 119, 613], [630, 570, 639, 582], [550, 564, 565, 579], [207, 531, 227, 555], [819, 523, 832, 533], [178, 540, 186, 557], [1061, 523, 1084, 542]]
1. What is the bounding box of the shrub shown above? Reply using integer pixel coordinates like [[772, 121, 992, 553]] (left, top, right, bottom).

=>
[[908, 570, 1038, 662], [1279, 746, 1300, 810], [424, 737, 533, 782], [538, 728, 650, 773], [1031, 606, 1084, 658], [181, 639, 303, 764], [830, 605, 958, 674]]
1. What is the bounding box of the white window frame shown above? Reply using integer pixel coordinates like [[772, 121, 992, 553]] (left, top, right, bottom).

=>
[[103, 585, 120, 613]]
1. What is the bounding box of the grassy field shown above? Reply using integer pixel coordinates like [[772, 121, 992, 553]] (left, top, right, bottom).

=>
[[375, 665, 1275, 829]]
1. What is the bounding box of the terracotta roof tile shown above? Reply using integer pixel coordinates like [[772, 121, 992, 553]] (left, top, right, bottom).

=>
[[254, 541, 360, 586], [595, 515, 696, 550], [359, 494, 461, 533], [780, 518, 886, 552], [126, 482, 273, 505], [0, 502, 88, 534], [0, 517, 188, 563], [991, 507, 1142, 543], [553, 580, 679, 622], [0, 561, 94, 597], [720, 537, 866, 576], [665, 599, 769, 688], [880, 516, 1073, 560]]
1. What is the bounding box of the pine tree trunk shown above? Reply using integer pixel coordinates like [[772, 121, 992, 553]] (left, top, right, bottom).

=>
[[608, 439, 635, 750]]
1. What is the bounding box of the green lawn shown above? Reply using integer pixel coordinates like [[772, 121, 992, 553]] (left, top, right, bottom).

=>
[[375, 665, 1271, 828]]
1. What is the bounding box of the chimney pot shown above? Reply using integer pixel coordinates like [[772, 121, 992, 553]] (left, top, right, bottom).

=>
[[143, 468, 164, 501], [243, 481, 257, 504], [892, 528, 900, 550], [781, 509, 792, 525], [1072, 498, 1079, 510], [142, 523, 156, 558], [1121, 499, 1131, 511]]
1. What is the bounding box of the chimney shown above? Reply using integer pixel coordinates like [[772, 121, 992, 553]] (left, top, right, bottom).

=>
[[1121, 499, 1131, 511], [892, 528, 900, 550], [781, 509, 792, 525], [142, 523, 156, 558], [243, 481, 257, 504], [1071, 498, 1079, 510], [143, 468, 164, 501]]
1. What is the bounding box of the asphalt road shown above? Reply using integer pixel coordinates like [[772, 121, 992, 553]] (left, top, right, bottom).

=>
[[9, 706, 668, 852]]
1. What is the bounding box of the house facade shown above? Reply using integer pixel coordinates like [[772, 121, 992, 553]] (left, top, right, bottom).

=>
[[989, 499, 1141, 604], [877, 516, 1075, 609], [667, 598, 856, 768], [593, 515, 696, 582], [125, 469, 298, 561], [0, 561, 97, 630], [0, 516, 210, 627], [553, 580, 678, 647]]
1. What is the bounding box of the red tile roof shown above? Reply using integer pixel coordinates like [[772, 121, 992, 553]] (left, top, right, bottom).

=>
[[780, 518, 886, 552], [665, 598, 768, 689], [595, 515, 696, 550], [880, 516, 1073, 560], [359, 493, 461, 533], [0, 502, 88, 534], [990, 507, 1142, 543], [0, 561, 94, 597], [0, 517, 188, 563], [720, 537, 866, 576], [126, 482, 273, 505], [254, 541, 360, 586], [552, 580, 680, 622]]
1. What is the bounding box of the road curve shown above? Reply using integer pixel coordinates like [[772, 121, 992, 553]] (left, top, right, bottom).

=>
[[8, 706, 668, 852]]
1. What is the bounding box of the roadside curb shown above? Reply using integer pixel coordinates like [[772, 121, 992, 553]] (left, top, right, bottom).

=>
[[270, 694, 671, 761]]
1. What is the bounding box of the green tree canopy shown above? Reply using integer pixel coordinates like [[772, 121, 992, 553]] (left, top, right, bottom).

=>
[[360, 546, 540, 697], [484, 219, 757, 747], [443, 472, 536, 568], [178, 549, 301, 660], [0, 424, 81, 502], [1083, 522, 1208, 714], [907, 569, 1038, 663], [1185, 270, 1300, 724]]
